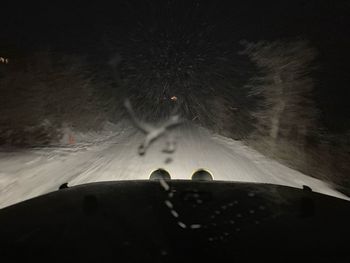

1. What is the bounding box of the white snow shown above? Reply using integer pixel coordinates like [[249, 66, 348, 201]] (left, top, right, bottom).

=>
[[0, 121, 349, 209]]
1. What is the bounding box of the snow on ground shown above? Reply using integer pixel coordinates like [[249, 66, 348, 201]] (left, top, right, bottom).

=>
[[0, 121, 348, 209]]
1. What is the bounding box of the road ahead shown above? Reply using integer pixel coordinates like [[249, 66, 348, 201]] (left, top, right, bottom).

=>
[[0, 122, 348, 208]]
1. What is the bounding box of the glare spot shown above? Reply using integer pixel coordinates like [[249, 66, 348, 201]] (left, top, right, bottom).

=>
[[190, 224, 201, 229]]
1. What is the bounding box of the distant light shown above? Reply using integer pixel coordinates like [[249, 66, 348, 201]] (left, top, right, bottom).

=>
[[0, 57, 9, 64], [170, 96, 178, 101]]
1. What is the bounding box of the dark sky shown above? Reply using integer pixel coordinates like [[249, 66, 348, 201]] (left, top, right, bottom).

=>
[[1, 0, 349, 132]]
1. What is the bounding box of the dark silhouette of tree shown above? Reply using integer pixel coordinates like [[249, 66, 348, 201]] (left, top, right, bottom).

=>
[[0, 51, 108, 145], [241, 40, 318, 144]]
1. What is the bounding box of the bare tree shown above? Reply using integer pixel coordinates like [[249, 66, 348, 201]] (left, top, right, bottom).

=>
[[241, 40, 318, 144], [0, 51, 107, 145]]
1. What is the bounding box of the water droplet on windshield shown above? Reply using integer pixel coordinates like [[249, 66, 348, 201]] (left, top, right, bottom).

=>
[[178, 221, 187, 229], [159, 178, 170, 191], [171, 210, 179, 218], [164, 200, 173, 209], [259, 205, 265, 210]]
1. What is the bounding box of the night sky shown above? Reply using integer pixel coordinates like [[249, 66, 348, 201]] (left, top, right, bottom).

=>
[[1, 0, 349, 132]]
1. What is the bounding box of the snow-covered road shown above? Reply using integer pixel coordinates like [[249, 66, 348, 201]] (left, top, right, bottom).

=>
[[0, 122, 348, 208]]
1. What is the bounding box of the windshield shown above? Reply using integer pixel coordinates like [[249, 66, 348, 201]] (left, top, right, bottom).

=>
[[0, 1, 349, 208]]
